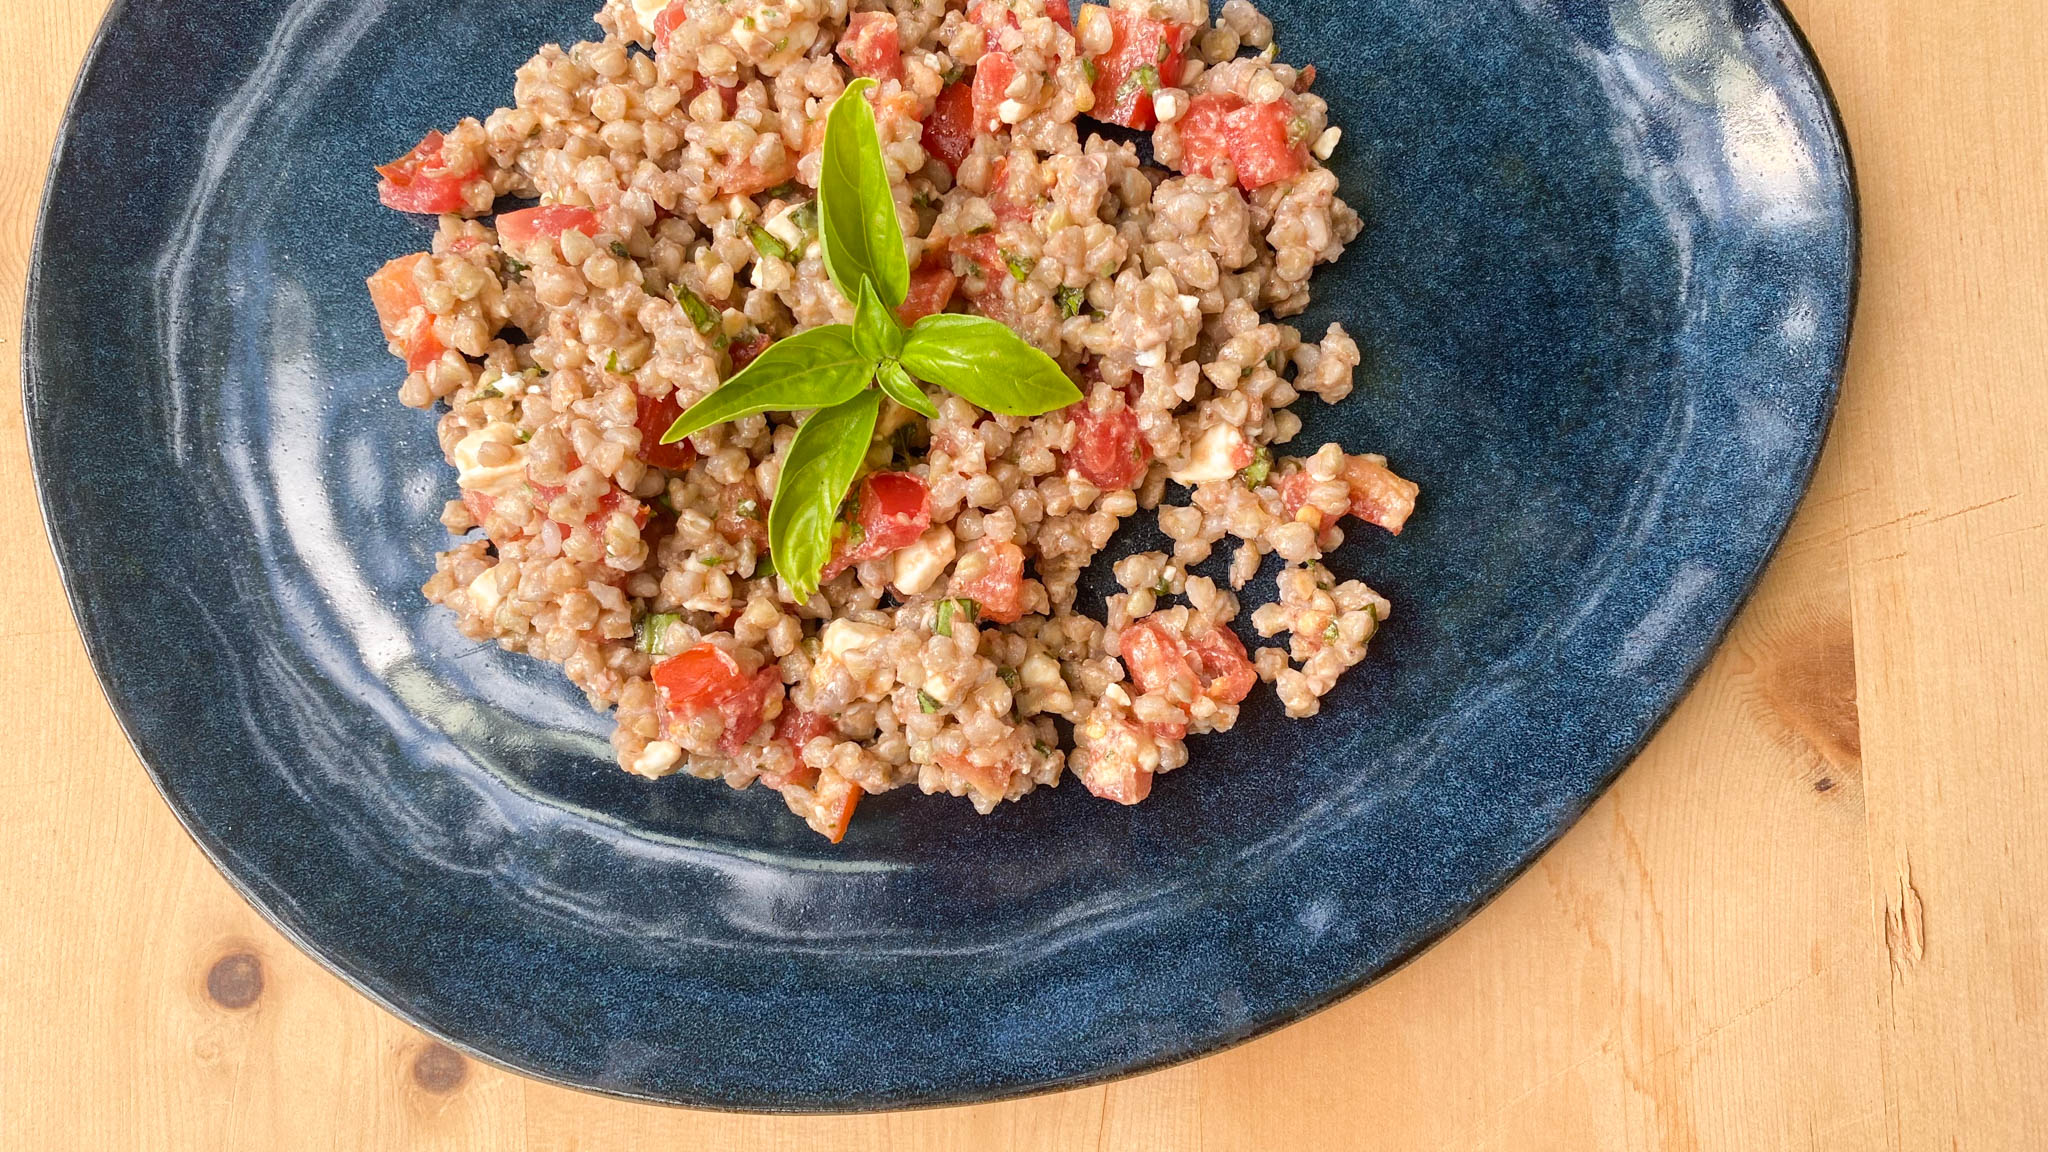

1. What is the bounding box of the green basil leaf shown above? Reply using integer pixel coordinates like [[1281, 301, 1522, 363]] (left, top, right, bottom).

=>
[[899, 314, 1082, 416], [661, 325, 870, 443], [769, 389, 883, 602], [875, 358, 938, 418], [853, 277, 904, 361], [818, 78, 909, 309]]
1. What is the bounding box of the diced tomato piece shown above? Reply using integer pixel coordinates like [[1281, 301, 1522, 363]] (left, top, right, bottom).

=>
[[808, 769, 863, 843], [653, 643, 785, 755], [1185, 624, 1256, 704], [972, 50, 1018, 133], [1277, 470, 1316, 521], [681, 73, 740, 117], [1120, 620, 1191, 698], [823, 472, 932, 578], [376, 131, 478, 215], [1073, 712, 1154, 804], [715, 485, 769, 547], [1176, 93, 1244, 182], [986, 156, 1036, 222], [898, 263, 959, 325], [728, 332, 773, 372], [972, 0, 1074, 34], [1223, 101, 1305, 190], [497, 205, 600, 252], [1083, 9, 1190, 130], [1340, 456, 1420, 535], [1278, 456, 1418, 535], [652, 2, 688, 52], [461, 490, 495, 527], [836, 11, 902, 82], [366, 253, 446, 371], [1065, 400, 1149, 490], [956, 233, 1025, 327], [529, 477, 652, 535], [761, 709, 834, 789], [1120, 618, 1255, 707], [634, 390, 699, 472], [949, 539, 1027, 623], [775, 708, 837, 749], [717, 150, 797, 197], [921, 83, 977, 175]]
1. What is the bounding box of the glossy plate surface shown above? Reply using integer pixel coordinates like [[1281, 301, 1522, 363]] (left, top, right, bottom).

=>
[[24, 0, 1854, 1110]]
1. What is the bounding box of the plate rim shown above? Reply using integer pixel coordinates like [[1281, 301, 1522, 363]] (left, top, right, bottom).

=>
[[20, 0, 1862, 1113]]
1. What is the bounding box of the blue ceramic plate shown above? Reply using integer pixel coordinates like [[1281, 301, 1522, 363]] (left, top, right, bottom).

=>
[[25, 0, 1853, 1111]]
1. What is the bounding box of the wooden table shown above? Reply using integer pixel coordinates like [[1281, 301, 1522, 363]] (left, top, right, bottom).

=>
[[5, 2, 2042, 1147]]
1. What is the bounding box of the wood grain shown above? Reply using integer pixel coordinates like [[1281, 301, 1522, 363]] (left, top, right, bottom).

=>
[[4, 1, 2044, 1147]]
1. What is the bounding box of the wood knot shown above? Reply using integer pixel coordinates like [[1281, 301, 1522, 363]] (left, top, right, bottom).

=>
[[205, 952, 264, 1010], [1757, 613, 1862, 780], [412, 1043, 469, 1095]]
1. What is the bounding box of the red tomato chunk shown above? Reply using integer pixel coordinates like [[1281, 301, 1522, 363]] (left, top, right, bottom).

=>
[[654, 643, 784, 755], [920, 82, 978, 175], [1278, 456, 1420, 535], [823, 472, 932, 578], [1082, 9, 1191, 130], [836, 11, 902, 82], [897, 262, 959, 325], [366, 253, 445, 371], [376, 131, 477, 215], [950, 540, 1027, 623], [633, 390, 699, 472], [1222, 101, 1305, 189], [1065, 400, 1150, 490], [1176, 95, 1306, 190], [972, 50, 1019, 133], [1120, 619, 1256, 707], [497, 205, 600, 252], [1073, 713, 1154, 804]]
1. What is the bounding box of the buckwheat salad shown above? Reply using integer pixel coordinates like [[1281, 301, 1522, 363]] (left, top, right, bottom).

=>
[[365, 0, 1419, 841]]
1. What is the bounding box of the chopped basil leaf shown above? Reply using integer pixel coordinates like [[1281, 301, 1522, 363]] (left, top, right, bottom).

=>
[[998, 665, 1022, 691], [672, 284, 720, 334], [1240, 445, 1273, 489], [605, 350, 621, 374], [1057, 285, 1085, 318], [1323, 620, 1340, 642], [736, 498, 760, 520], [749, 223, 791, 262], [1116, 65, 1159, 103], [918, 689, 942, 714], [933, 597, 978, 637], [636, 613, 683, 655], [501, 256, 530, 277], [1003, 250, 1033, 281], [1081, 59, 1097, 84], [477, 384, 504, 399], [610, 241, 632, 260]]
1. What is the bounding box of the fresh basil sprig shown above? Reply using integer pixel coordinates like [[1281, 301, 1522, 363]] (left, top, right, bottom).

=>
[[661, 78, 1080, 602]]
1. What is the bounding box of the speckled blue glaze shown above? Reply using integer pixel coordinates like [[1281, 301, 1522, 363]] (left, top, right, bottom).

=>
[[24, 0, 1854, 1110]]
